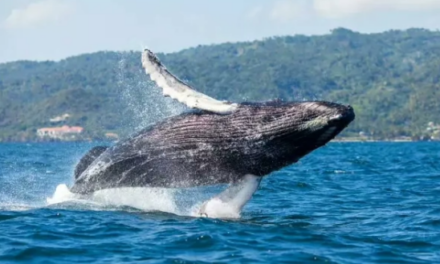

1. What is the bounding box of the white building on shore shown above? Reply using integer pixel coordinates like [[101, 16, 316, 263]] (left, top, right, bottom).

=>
[[37, 126, 84, 140]]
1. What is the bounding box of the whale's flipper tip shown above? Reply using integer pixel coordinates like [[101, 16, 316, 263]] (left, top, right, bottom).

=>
[[141, 49, 238, 114]]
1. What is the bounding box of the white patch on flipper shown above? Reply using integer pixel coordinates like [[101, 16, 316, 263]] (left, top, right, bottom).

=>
[[141, 49, 238, 114], [194, 174, 262, 219]]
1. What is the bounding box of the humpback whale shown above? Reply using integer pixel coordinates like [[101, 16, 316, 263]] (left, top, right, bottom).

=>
[[70, 49, 354, 215]]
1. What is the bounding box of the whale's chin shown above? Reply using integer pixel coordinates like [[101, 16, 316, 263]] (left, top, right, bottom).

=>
[[317, 126, 338, 145]]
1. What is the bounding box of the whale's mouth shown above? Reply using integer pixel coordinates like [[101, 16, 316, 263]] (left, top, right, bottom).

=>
[[302, 104, 355, 147], [319, 107, 354, 143], [318, 126, 338, 144]]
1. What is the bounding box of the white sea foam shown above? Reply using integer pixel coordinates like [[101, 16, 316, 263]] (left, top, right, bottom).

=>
[[46, 184, 77, 204], [0, 204, 35, 211], [47, 184, 178, 213], [46, 177, 260, 219], [91, 187, 178, 214]]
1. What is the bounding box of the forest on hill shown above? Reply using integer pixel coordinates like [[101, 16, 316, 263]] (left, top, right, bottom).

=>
[[1, 28, 440, 142]]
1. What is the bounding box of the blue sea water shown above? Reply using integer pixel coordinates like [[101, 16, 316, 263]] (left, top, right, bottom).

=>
[[0, 142, 439, 263]]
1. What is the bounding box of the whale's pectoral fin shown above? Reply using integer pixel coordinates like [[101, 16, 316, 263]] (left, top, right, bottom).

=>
[[197, 175, 262, 218], [141, 49, 238, 114], [74, 146, 109, 179]]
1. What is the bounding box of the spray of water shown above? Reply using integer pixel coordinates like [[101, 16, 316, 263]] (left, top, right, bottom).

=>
[[46, 177, 259, 219], [116, 52, 186, 132]]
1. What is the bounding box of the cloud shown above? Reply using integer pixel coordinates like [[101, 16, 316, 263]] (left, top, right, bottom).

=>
[[246, 5, 264, 20], [3, 0, 74, 29], [246, 1, 309, 22], [313, 0, 440, 19], [269, 0, 309, 22]]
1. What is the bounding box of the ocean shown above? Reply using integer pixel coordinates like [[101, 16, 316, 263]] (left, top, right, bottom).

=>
[[0, 142, 439, 263]]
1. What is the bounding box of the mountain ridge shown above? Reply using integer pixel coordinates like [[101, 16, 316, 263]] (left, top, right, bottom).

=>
[[1, 28, 440, 141]]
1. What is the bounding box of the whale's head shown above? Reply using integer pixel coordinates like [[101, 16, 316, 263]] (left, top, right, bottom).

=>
[[236, 101, 355, 175]]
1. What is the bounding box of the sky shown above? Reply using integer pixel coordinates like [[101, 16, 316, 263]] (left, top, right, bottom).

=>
[[1, 0, 440, 63]]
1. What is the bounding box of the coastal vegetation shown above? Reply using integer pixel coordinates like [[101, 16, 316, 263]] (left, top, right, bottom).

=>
[[1, 28, 440, 141]]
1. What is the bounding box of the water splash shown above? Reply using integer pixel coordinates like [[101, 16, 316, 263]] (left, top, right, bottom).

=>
[[47, 184, 179, 214], [116, 52, 186, 133], [46, 180, 259, 219]]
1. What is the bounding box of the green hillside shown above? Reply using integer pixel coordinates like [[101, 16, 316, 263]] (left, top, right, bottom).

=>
[[1, 28, 440, 142]]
